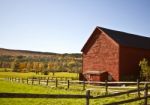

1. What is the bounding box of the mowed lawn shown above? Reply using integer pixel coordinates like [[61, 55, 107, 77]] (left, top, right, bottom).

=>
[[0, 79, 145, 105]]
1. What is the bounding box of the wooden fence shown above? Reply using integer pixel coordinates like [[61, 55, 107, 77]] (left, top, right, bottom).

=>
[[6, 77, 150, 93], [0, 90, 91, 105], [2, 77, 150, 105], [93, 84, 150, 105], [0, 85, 150, 105], [6, 77, 87, 90]]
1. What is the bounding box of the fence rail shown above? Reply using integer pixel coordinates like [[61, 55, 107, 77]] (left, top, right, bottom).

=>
[[6, 77, 150, 93], [0, 93, 87, 98], [104, 96, 149, 105], [3, 77, 150, 105], [102, 84, 150, 105], [0, 91, 91, 105], [7, 77, 87, 90]]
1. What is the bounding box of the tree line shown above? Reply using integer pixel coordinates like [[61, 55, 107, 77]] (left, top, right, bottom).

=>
[[0, 54, 82, 74]]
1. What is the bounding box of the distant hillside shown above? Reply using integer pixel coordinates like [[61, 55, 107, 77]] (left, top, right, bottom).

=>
[[0, 48, 82, 73], [0, 48, 81, 58]]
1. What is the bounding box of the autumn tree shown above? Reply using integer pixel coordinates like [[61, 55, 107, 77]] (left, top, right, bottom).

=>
[[26, 62, 32, 72], [33, 62, 40, 74], [11, 59, 20, 72], [19, 62, 27, 72], [0, 52, 82, 73], [0, 61, 2, 68], [139, 58, 150, 81], [47, 62, 55, 75]]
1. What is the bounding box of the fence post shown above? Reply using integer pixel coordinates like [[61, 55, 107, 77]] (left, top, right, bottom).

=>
[[137, 79, 140, 98], [144, 83, 148, 105], [105, 80, 108, 95], [18, 78, 19, 82], [38, 78, 41, 85], [55, 78, 58, 88], [27, 78, 28, 84], [32, 77, 34, 85], [46, 77, 49, 86], [67, 80, 70, 89], [86, 90, 90, 105], [83, 81, 86, 90]]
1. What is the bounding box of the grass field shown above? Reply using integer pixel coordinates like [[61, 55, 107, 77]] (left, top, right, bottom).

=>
[[0, 69, 147, 105], [0, 79, 85, 105], [0, 79, 145, 105], [0, 71, 78, 79], [0, 68, 12, 72]]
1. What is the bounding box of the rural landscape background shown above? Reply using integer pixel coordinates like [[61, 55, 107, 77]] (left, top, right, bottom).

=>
[[0, 48, 82, 74], [0, 47, 147, 105], [1, 0, 150, 105]]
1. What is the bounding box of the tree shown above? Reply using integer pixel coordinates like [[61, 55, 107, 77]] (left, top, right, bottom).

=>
[[67, 60, 76, 72], [47, 62, 55, 76], [26, 62, 32, 72], [0, 61, 2, 68], [19, 62, 27, 72], [11, 59, 20, 72], [39, 62, 44, 72], [139, 58, 150, 81], [33, 62, 40, 74]]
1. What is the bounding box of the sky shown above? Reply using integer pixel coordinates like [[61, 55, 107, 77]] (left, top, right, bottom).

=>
[[0, 0, 150, 53]]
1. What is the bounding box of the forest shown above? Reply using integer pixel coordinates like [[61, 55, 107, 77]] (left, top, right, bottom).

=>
[[0, 48, 82, 74]]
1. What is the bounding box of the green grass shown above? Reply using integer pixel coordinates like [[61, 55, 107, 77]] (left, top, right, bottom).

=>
[[0, 79, 145, 105], [0, 71, 78, 79], [0, 79, 85, 105], [0, 69, 146, 105], [0, 68, 12, 72]]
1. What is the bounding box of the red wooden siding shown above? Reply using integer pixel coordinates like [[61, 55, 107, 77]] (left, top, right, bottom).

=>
[[83, 30, 120, 81], [81, 27, 150, 81], [120, 46, 150, 80]]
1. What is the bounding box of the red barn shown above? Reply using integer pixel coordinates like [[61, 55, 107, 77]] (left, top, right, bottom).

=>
[[81, 26, 150, 81]]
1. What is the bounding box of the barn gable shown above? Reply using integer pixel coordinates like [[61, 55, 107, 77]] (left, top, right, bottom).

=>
[[81, 27, 119, 53], [82, 26, 150, 53], [82, 27, 120, 81]]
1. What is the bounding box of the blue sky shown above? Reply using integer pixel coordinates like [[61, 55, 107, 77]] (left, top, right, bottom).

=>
[[0, 0, 150, 53]]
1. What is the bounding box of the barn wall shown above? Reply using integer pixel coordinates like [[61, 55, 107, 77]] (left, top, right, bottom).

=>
[[83, 31, 120, 81], [120, 46, 150, 81]]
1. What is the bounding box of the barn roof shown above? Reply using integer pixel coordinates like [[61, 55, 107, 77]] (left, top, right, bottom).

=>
[[81, 26, 150, 52]]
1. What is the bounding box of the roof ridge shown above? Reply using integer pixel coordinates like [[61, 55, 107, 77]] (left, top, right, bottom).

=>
[[81, 26, 150, 52], [97, 26, 150, 39]]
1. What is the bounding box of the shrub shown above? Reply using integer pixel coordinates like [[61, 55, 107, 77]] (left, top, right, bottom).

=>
[[139, 58, 150, 81]]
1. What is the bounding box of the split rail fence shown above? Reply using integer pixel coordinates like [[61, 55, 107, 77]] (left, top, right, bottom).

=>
[[1, 77, 150, 105], [6, 77, 87, 90]]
